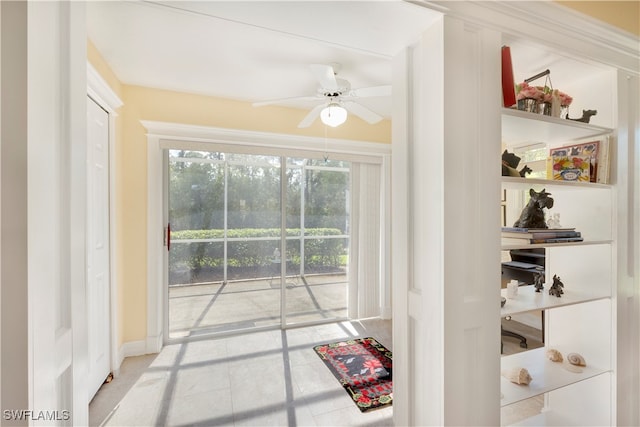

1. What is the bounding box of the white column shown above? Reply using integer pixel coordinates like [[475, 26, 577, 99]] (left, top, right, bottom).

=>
[[392, 15, 502, 426], [31, 0, 89, 422], [615, 69, 640, 426]]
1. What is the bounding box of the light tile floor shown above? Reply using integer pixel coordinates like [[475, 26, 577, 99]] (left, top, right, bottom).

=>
[[90, 319, 393, 427]]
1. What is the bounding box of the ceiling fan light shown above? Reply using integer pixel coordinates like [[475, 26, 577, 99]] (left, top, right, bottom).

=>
[[320, 103, 347, 127]]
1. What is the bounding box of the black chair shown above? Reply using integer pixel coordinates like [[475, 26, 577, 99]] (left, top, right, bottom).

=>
[[501, 322, 527, 353], [501, 248, 545, 353]]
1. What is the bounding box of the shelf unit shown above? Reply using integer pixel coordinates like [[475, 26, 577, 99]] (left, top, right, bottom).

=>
[[501, 286, 609, 318], [500, 111, 615, 426], [501, 176, 611, 190], [501, 239, 613, 251], [501, 347, 609, 407], [502, 108, 612, 145]]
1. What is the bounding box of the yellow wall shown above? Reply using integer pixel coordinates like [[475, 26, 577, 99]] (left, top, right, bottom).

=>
[[556, 1, 640, 36], [123, 85, 391, 142], [88, 43, 391, 346]]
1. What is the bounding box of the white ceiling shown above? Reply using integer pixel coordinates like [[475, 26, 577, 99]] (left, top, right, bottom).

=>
[[86, 1, 442, 119]]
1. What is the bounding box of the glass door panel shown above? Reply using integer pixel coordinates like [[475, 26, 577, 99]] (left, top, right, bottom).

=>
[[168, 151, 350, 338], [168, 151, 226, 338], [284, 158, 350, 326], [168, 150, 281, 338]]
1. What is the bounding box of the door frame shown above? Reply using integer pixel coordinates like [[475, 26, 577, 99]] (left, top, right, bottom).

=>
[[87, 63, 123, 373], [142, 121, 391, 348]]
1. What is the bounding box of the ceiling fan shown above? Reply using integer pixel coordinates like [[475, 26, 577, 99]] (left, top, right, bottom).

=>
[[252, 63, 391, 128]]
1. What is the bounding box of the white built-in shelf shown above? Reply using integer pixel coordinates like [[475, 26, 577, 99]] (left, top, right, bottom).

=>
[[500, 347, 608, 407], [501, 176, 611, 190], [500, 285, 609, 317], [502, 108, 613, 145], [509, 411, 575, 427], [501, 239, 613, 251]]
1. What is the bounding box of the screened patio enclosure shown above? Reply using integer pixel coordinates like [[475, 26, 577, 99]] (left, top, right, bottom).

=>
[[168, 150, 356, 338]]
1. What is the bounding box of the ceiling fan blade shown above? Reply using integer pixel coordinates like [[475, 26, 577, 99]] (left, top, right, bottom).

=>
[[309, 64, 338, 91], [297, 103, 326, 128], [350, 85, 392, 98], [343, 101, 383, 124], [252, 95, 319, 107]]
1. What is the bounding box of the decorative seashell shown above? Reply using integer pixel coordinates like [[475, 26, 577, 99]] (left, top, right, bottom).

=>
[[567, 352, 587, 367], [502, 367, 532, 385], [564, 363, 584, 374], [546, 349, 563, 362]]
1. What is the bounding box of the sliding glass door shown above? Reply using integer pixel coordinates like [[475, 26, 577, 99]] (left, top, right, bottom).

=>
[[284, 158, 349, 326], [167, 149, 350, 338]]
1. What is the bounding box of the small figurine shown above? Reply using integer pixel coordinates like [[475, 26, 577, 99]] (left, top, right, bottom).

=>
[[519, 165, 533, 177], [533, 271, 545, 293], [549, 274, 565, 297], [501, 150, 532, 178], [546, 213, 562, 229], [568, 109, 597, 123], [513, 188, 554, 229]]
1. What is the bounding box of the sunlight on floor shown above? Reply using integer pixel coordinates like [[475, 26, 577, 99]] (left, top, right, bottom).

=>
[[90, 319, 392, 427]]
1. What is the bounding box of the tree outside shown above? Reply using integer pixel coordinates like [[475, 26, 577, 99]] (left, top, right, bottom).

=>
[[168, 151, 350, 285]]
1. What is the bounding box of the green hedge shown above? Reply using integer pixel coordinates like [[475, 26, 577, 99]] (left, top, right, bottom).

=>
[[169, 228, 347, 272]]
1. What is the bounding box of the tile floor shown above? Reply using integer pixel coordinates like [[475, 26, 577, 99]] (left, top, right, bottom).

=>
[[90, 319, 393, 427]]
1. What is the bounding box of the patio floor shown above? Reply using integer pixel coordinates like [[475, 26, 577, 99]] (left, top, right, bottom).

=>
[[169, 273, 348, 339]]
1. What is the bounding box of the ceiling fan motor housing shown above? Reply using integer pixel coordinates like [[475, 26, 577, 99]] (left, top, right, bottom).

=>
[[320, 78, 351, 98]]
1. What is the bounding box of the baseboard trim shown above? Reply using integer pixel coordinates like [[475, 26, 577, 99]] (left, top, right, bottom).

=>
[[113, 337, 162, 377], [120, 340, 147, 358], [146, 333, 163, 354]]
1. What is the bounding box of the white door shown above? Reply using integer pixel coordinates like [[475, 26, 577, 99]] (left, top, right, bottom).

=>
[[87, 96, 111, 399]]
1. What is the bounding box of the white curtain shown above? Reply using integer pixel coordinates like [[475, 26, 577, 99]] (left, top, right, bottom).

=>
[[349, 163, 383, 318]]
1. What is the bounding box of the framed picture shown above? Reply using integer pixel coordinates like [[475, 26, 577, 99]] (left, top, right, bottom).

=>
[[550, 140, 599, 182], [551, 154, 591, 182]]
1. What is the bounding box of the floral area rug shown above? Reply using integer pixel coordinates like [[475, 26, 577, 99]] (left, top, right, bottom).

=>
[[313, 337, 392, 412]]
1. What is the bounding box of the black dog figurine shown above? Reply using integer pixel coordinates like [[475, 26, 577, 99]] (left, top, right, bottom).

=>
[[502, 150, 532, 177], [568, 109, 597, 123], [533, 271, 545, 293], [513, 188, 554, 229], [549, 275, 565, 297]]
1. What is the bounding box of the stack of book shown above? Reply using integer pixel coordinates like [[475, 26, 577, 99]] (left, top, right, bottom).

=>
[[501, 227, 583, 244]]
